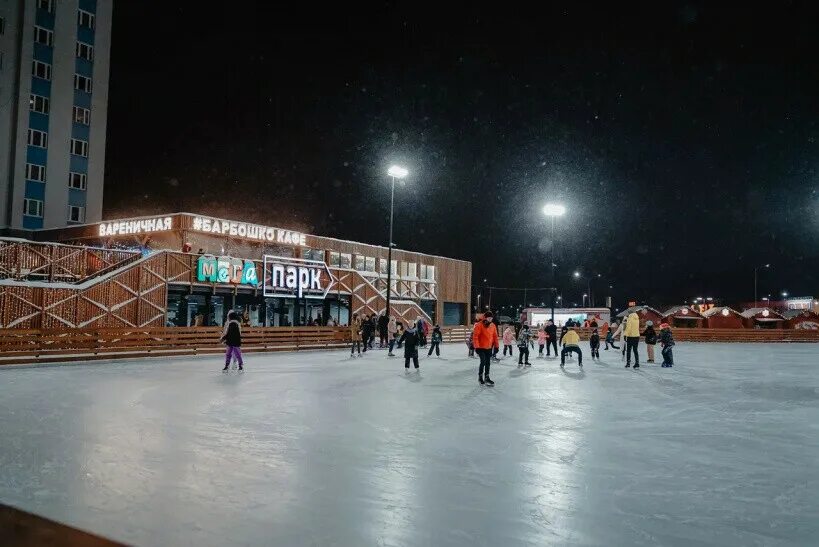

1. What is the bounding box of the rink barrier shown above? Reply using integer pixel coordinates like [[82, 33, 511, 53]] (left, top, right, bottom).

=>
[[0, 502, 124, 545], [1, 326, 817, 366]]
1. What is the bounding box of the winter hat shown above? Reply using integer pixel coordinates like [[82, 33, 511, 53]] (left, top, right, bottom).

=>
[[483, 311, 494, 318], [646, 320, 654, 327], [660, 323, 670, 330]]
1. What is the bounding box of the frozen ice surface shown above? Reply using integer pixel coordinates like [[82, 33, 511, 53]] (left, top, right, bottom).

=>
[[1, 343, 818, 546]]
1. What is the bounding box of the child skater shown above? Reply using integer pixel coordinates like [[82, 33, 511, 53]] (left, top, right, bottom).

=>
[[220, 310, 244, 372], [350, 313, 363, 357], [517, 323, 532, 366], [605, 321, 620, 350], [502, 325, 515, 357], [537, 326, 547, 358], [428, 324, 443, 357], [659, 323, 675, 367], [398, 321, 420, 371], [589, 327, 600, 360], [643, 320, 658, 363], [465, 328, 475, 358]]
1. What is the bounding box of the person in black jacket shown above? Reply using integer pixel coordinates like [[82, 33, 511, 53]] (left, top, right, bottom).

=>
[[377, 313, 389, 347], [398, 322, 420, 371], [589, 328, 600, 359], [361, 315, 373, 352], [220, 310, 243, 371], [643, 321, 658, 363], [545, 320, 558, 357]]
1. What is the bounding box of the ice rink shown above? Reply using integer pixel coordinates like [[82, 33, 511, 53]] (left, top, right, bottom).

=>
[[1, 342, 818, 546]]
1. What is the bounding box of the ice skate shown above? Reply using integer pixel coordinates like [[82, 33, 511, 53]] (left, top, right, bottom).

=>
[[388, 352, 395, 357], [525, 362, 531, 367], [633, 364, 639, 369], [625, 363, 631, 368], [238, 365, 244, 372], [479, 375, 485, 385], [484, 376, 494, 386], [222, 365, 229, 372]]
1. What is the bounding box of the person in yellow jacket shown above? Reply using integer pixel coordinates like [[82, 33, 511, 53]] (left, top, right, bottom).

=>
[[560, 326, 582, 367], [624, 312, 641, 368]]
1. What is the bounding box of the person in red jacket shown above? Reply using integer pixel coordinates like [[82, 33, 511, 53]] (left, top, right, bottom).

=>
[[473, 311, 499, 385]]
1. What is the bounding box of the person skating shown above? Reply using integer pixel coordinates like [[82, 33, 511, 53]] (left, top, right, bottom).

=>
[[428, 324, 443, 357], [465, 328, 475, 358], [659, 323, 675, 367], [611, 320, 625, 358], [350, 313, 363, 357], [589, 327, 600, 360], [605, 321, 620, 350], [643, 321, 658, 363], [624, 312, 641, 368], [473, 311, 499, 385], [220, 310, 244, 371], [416, 316, 427, 348], [545, 320, 558, 357], [537, 326, 547, 358], [517, 323, 532, 366], [361, 314, 372, 353], [502, 326, 515, 357], [387, 315, 398, 356], [560, 326, 583, 367], [378, 313, 389, 348], [398, 321, 420, 371], [369, 314, 378, 349]]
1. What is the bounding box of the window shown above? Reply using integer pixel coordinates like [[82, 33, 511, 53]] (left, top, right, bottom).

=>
[[70, 138, 88, 157], [354, 255, 365, 271], [365, 256, 375, 272], [303, 248, 324, 261], [76, 41, 93, 61], [68, 205, 86, 223], [32, 60, 51, 80], [69, 172, 87, 190], [379, 258, 388, 275], [391, 259, 397, 275], [34, 26, 53, 46], [78, 10, 95, 29], [407, 263, 417, 279], [30, 94, 49, 114], [26, 164, 46, 182], [37, 0, 53, 13], [419, 264, 435, 280], [74, 74, 92, 93], [27, 129, 48, 148], [339, 253, 352, 269], [73, 106, 90, 125], [23, 199, 44, 218], [329, 251, 340, 267]]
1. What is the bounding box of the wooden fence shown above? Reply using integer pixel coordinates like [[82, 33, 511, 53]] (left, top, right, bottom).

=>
[[1, 326, 818, 366]]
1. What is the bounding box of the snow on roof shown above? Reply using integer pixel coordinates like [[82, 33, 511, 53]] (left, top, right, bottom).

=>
[[616, 305, 662, 318], [701, 306, 742, 318], [781, 309, 819, 319], [740, 308, 785, 319], [661, 305, 704, 318]]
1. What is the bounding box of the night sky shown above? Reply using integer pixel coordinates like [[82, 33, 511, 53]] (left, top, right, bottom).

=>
[[105, 3, 819, 309]]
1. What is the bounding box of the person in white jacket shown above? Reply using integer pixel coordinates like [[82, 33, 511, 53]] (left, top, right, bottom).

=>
[[612, 320, 626, 359]]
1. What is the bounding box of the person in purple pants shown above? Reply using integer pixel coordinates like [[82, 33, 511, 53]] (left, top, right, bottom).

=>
[[220, 311, 243, 371]]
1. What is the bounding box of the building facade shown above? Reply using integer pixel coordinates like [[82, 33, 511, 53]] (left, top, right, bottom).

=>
[[0, 0, 112, 231]]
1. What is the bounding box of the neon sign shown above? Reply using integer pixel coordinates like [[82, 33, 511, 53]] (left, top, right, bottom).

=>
[[196, 255, 259, 286], [191, 216, 307, 246], [263, 256, 333, 299], [99, 216, 172, 236]]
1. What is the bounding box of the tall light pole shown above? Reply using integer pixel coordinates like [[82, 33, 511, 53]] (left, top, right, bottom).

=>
[[543, 203, 566, 321], [573, 271, 590, 308], [754, 263, 770, 308], [386, 165, 408, 319]]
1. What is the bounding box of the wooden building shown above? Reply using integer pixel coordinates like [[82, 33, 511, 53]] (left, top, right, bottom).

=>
[[616, 305, 663, 327], [661, 305, 705, 328], [783, 309, 819, 330], [0, 212, 472, 329], [740, 308, 786, 329], [702, 306, 745, 329]]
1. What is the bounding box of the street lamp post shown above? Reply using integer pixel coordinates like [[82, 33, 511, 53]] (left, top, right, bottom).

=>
[[385, 165, 408, 319], [543, 203, 566, 321], [754, 263, 770, 308], [573, 271, 591, 308]]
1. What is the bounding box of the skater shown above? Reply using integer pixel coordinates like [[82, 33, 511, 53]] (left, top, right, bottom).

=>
[[428, 324, 443, 356], [611, 320, 625, 357], [560, 326, 583, 367], [659, 323, 675, 367], [416, 316, 427, 348], [590, 327, 600, 359], [361, 314, 372, 352], [545, 320, 558, 357], [559, 324, 569, 347], [398, 321, 420, 371], [350, 313, 363, 356], [643, 320, 658, 363], [220, 310, 244, 371], [502, 325, 515, 357], [517, 323, 532, 366], [369, 314, 377, 349], [624, 312, 640, 368], [387, 315, 398, 356], [537, 326, 547, 357], [465, 328, 475, 358], [378, 312, 389, 348], [473, 311, 499, 385], [605, 321, 620, 350]]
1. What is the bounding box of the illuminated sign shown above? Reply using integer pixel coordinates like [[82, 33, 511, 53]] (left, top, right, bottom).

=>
[[191, 216, 307, 246], [99, 216, 172, 236], [786, 297, 813, 310], [721, 308, 730, 317], [196, 255, 259, 286], [262, 255, 333, 299]]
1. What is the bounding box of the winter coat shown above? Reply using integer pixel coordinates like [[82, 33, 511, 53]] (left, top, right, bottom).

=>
[[423, 321, 430, 336], [465, 330, 474, 348], [361, 319, 373, 337], [660, 328, 675, 348], [605, 330, 614, 343], [502, 327, 515, 345], [220, 320, 242, 347], [416, 318, 426, 335], [624, 313, 641, 338], [517, 328, 531, 348], [590, 332, 600, 349], [472, 320, 499, 350], [562, 330, 580, 346], [559, 326, 568, 345], [350, 319, 363, 342], [613, 322, 624, 341], [546, 323, 557, 340], [377, 314, 389, 333], [643, 326, 658, 345], [398, 327, 420, 357], [431, 328, 443, 344], [537, 330, 547, 344], [388, 318, 398, 336]]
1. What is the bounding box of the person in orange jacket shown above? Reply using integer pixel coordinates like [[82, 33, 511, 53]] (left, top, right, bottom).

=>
[[473, 311, 499, 385]]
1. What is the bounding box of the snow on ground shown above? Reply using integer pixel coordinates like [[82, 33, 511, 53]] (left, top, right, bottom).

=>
[[1, 343, 818, 546]]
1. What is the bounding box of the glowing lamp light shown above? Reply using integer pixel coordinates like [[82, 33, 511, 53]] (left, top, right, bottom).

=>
[[574, 271, 581, 278], [682, 308, 689, 315], [543, 203, 566, 217], [387, 165, 408, 179], [721, 308, 730, 317], [762, 310, 770, 317]]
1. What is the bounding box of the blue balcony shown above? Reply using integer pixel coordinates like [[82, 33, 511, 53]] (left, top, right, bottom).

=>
[[73, 89, 92, 109], [26, 146, 47, 165], [23, 216, 44, 230], [25, 181, 46, 200], [69, 188, 87, 207], [28, 111, 49, 132], [31, 78, 51, 97]]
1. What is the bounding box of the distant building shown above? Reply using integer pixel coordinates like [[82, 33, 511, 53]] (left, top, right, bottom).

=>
[[0, 0, 112, 230]]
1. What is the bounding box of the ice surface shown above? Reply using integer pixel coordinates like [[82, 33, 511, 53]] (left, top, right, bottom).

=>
[[1, 343, 818, 546]]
